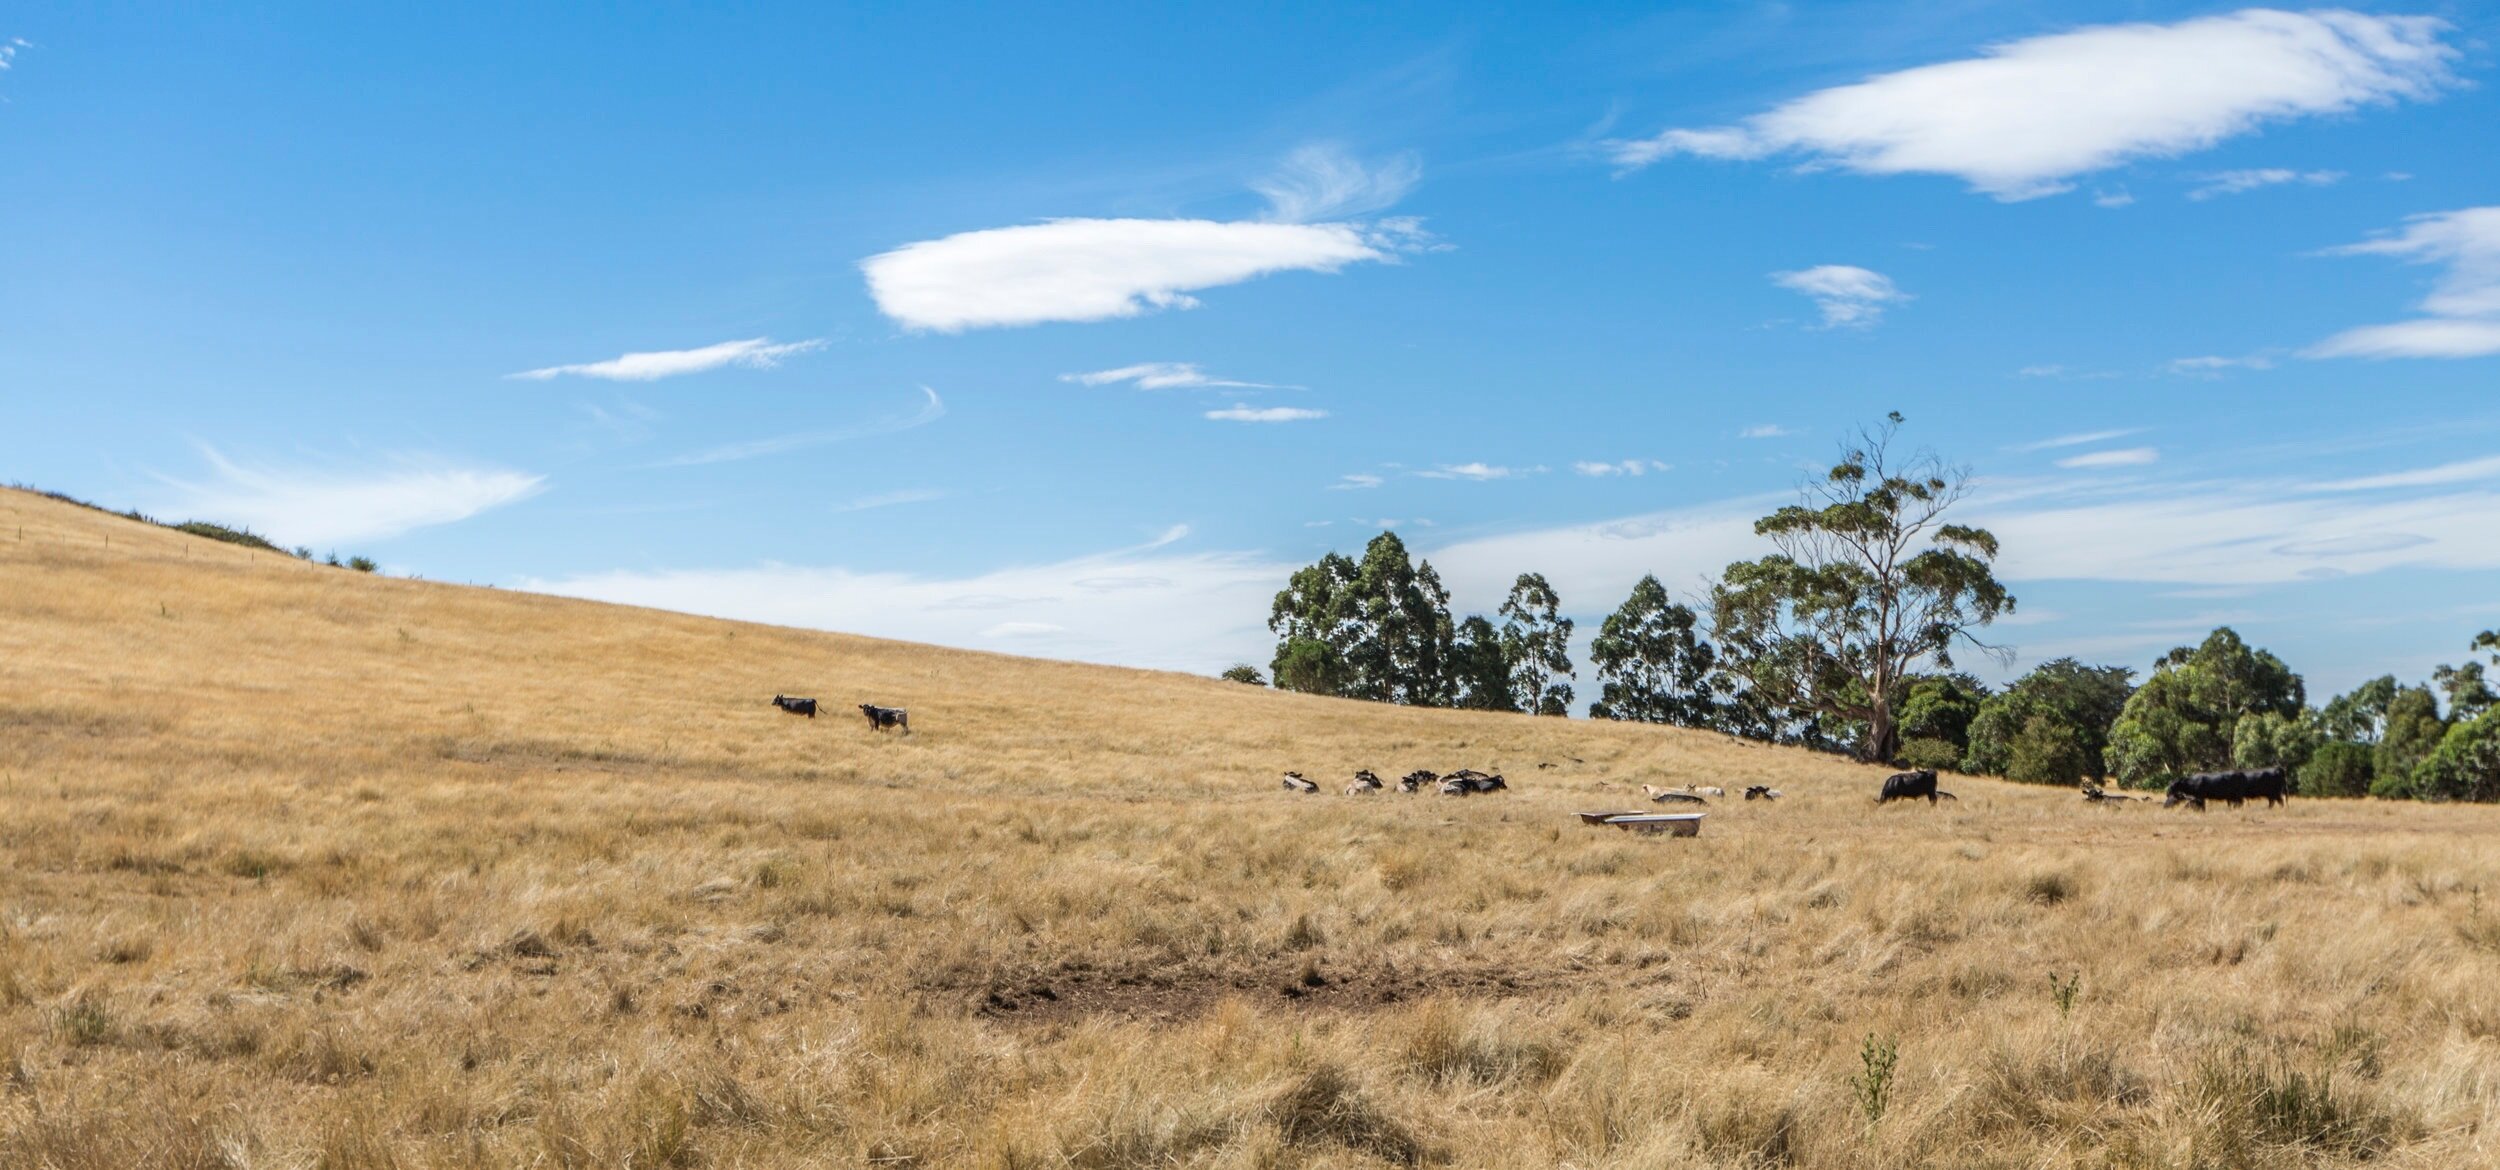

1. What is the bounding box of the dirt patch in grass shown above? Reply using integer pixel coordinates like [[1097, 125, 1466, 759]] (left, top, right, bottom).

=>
[[960, 956, 1578, 1024]]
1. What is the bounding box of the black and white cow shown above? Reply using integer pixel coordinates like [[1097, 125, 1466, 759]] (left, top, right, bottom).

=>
[[858, 704, 909, 734], [772, 695, 818, 718]]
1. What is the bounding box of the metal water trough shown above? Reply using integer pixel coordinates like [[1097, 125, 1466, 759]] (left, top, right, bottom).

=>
[[1577, 811, 1705, 837]]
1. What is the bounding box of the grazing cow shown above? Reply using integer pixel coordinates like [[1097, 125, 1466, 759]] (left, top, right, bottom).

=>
[[771, 695, 818, 719], [858, 704, 909, 734], [1642, 785, 1706, 805], [1744, 786, 1781, 801], [1398, 769, 1438, 793], [1346, 770, 1384, 795], [1282, 771, 1319, 794], [1875, 769, 1954, 805], [2164, 768, 2289, 810]]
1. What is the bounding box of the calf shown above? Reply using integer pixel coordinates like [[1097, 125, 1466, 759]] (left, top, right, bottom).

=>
[[771, 695, 818, 719], [858, 704, 910, 734], [1876, 769, 1954, 805]]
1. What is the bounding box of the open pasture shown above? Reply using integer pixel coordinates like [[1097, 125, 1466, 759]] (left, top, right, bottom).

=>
[[5, 487, 2499, 1168]]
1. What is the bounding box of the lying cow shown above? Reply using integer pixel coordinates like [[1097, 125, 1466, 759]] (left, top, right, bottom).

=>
[[1346, 770, 1384, 795], [1744, 786, 1781, 801], [1642, 785, 1706, 806], [1398, 770, 1437, 793], [1282, 771, 1319, 794], [858, 704, 910, 734], [771, 695, 818, 719], [1876, 769, 1955, 805]]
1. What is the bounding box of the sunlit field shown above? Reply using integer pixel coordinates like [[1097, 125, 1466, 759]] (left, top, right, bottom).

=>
[[5, 486, 2499, 1169]]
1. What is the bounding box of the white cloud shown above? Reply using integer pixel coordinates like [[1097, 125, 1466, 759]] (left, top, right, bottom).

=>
[[2309, 454, 2500, 491], [1416, 462, 1518, 481], [2165, 353, 2276, 376], [2093, 189, 2137, 208], [0, 38, 25, 71], [1253, 143, 1422, 223], [511, 337, 824, 382], [1574, 459, 1671, 477], [1771, 265, 1907, 328], [1205, 404, 1327, 423], [151, 448, 545, 547], [2310, 207, 2500, 359], [2056, 447, 2161, 469], [1330, 473, 1384, 490], [656, 386, 945, 467], [1610, 10, 2454, 200], [1060, 362, 1281, 390], [2186, 168, 2343, 200], [1739, 424, 1793, 439], [860, 217, 1425, 331], [835, 488, 948, 513], [520, 533, 1293, 675], [2017, 428, 2144, 452]]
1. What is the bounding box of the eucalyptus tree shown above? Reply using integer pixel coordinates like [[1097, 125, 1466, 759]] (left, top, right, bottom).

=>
[[1586, 574, 1717, 726], [1498, 572, 1574, 716], [1709, 414, 2013, 762]]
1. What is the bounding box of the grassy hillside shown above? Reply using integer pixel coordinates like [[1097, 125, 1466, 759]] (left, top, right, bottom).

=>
[[3, 484, 2498, 1169]]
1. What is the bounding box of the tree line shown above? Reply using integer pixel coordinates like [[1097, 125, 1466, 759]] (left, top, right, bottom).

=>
[[1225, 416, 2500, 802]]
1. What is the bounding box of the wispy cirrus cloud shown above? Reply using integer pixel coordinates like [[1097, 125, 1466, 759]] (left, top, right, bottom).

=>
[[2017, 428, 2144, 452], [1610, 10, 2455, 200], [2057, 447, 2161, 469], [520, 526, 1289, 674], [1254, 143, 1422, 223], [0, 36, 28, 71], [834, 488, 949, 513], [654, 386, 945, 467], [1416, 462, 1524, 481], [2308, 454, 2500, 492], [1771, 266, 1907, 328], [511, 337, 824, 382], [1060, 362, 1283, 390], [1739, 424, 1793, 439], [2187, 168, 2343, 200], [861, 217, 1429, 332], [2309, 206, 2500, 359], [150, 448, 546, 547], [2166, 354, 2276, 376], [1330, 473, 1385, 491], [1574, 459, 1671, 477], [1205, 404, 1327, 423]]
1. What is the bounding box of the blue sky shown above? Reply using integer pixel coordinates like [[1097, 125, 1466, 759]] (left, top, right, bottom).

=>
[[6, 3, 2499, 701]]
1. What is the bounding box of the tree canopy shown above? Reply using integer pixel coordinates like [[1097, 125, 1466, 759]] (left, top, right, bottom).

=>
[[1710, 413, 2013, 762], [1586, 575, 1717, 726], [2105, 628, 2304, 786]]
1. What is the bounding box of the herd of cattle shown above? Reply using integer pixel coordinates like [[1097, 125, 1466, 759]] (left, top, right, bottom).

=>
[[765, 694, 2289, 812], [1283, 768, 1510, 796], [1271, 761, 2300, 812], [773, 694, 910, 733]]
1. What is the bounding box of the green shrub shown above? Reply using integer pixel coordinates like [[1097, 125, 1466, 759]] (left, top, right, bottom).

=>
[[2299, 741, 2375, 798], [1897, 736, 1960, 771]]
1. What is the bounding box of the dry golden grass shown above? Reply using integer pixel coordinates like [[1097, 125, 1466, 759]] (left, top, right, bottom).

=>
[[5, 484, 2500, 1168]]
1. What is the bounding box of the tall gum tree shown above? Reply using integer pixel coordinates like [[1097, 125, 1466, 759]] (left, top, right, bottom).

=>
[[1710, 414, 2013, 763]]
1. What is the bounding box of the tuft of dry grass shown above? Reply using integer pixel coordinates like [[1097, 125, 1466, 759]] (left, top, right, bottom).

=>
[[8, 484, 2500, 1167]]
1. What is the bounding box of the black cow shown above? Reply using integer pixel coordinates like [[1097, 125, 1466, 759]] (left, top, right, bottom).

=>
[[2164, 768, 2289, 810], [1398, 770, 1438, 793], [772, 695, 818, 718], [1876, 769, 1955, 805], [858, 703, 909, 734]]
